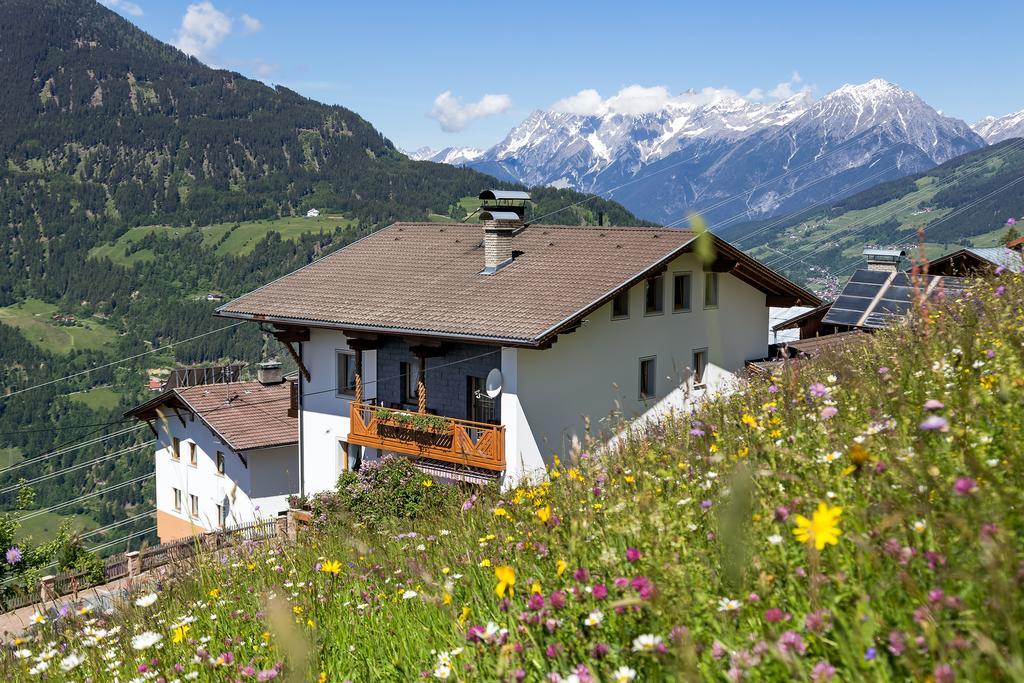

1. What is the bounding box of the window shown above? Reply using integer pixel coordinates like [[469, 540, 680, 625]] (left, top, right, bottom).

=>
[[336, 351, 356, 396], [216, 451, 225, 475], [644, 275, 664, 315], [400, 360, 420, 405], [639, 356, 656, 400], [189, 442, 197, 467], [173, 488, 182, 511], [467, 376, 496, 424], [171, 437, 180, 460], [692, 348, 708, 387], [673, 273, 692, 312], [611, 290, 629, 319], [189, 494, 199, 517], [217, 504, 227, 529], [704, 272, 719, 308]]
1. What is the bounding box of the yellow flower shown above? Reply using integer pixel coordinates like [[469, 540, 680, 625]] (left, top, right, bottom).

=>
[[848, 443, 870, 468], [494, 565, 516, 598], [318, 673, 327, 683], [531, 581, 542, 594], [292, 605, 303, 615], [443, 591, 453, 605], [556, 559, 567, 576], [536, 505, 551, 523], [320, 559, 342, 575], [172, 624, 190, 644], [741, 413, 759, 428], [793, 502, 843, 550], [458, 605, 471, 626], [567, 468, 584, 482], [493, 507, 509, 517], [624, 475, 635, 484], [479, 558, 491, 567], [422, 479, 434, 488]]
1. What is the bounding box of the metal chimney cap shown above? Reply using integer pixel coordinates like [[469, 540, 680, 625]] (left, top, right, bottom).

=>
[[862, 248, 905, 259], [479, 210, 523, 222], [478, 189, 531, 201]]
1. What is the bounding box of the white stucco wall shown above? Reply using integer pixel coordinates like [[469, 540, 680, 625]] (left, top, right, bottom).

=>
[[154, 411, 298, 531], [298, 329, 377, 495], [514, 252, 768, 464]]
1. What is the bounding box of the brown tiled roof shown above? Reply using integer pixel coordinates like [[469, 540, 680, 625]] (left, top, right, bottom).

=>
[[216, 222, 819, 345], [128, 381, 297, 451], [784, 330, 866, 357]]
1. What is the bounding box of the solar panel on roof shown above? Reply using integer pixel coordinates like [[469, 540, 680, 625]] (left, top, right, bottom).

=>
[[822, 308, 863, 326], [842, 282, 884, 298], [849, 270, 891, 285]]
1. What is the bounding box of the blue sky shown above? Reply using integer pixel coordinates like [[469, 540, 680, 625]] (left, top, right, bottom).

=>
[[102, 0, 1024, 151]]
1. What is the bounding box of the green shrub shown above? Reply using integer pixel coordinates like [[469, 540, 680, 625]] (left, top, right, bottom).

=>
[[334, 455, 458, 525]]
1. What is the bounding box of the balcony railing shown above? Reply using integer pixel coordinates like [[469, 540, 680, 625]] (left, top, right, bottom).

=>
[[347, 402, 505, 471]]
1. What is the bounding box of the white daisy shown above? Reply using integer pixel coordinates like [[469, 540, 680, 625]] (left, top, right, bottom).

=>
[[131, 631, 163, 650], [134, 593, 158, 608], [631, 633, 663, 652]]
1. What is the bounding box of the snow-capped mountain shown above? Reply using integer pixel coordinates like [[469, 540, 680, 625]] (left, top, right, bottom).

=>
[[426, 79, 985, 225], [406, 146, 485, 165], [973, 109, 1024, 144]]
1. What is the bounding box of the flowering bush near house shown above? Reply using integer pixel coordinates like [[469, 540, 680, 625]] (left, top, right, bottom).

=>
[[4, 273, 1024, 681]]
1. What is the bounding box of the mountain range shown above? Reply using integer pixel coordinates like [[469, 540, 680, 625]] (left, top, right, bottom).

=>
[[413, 80, 1023, 226]]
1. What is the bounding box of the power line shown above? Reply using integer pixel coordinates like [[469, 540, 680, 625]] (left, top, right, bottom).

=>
[[88, 525, 157, 554], [0, 322, 246, 401], [0, 418, 134, 437], [0, 444, 149, 496], [0, 425, 145, 476], [17, 472, 155, 521], [762, 139, 1024, 273]]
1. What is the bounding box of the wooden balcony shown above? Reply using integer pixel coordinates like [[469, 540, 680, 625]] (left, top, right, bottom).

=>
[[347, 401, 505, 471]]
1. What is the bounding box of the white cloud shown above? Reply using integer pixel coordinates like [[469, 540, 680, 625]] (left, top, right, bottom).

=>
[[549, 75, 812, 117], [551, 89, 605, 116], [430, 91, 512, 132], [174, 2, 232, 61], [240, 14, 263, 33], [100, 0, 143, 16]]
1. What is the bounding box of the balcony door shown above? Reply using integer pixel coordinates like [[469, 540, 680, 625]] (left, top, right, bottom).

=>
[[467, 376, 496, 425]]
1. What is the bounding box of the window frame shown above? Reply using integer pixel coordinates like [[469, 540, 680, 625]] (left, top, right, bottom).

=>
[[335, 350, 356, 397], [216, 504, 226, 529], [672, 271, 692, 313], [189, 494, 199, 517], [173, 487, 182, 511], [171, 437, 180, 460], [215, 450, 225, 475], [644, 274, 664, 316], [611, 289, 630, 320], [638, 356, 657, 401], [188, 441, 198, 467], [704, 271, 719, 309], [692, 348, 709, 388], [399, 359, 420, 405]]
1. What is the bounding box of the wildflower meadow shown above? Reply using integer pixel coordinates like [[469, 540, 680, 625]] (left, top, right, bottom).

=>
[[4, 272, 1024, 681]]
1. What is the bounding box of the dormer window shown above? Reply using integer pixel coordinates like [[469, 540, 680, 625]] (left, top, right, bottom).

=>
[[611, 290, 629, 319]]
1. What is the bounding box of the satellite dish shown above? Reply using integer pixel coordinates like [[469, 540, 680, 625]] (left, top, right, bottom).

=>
[[485, 368, 503, 398]]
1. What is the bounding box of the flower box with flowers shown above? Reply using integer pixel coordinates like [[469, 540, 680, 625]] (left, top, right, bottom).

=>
[[373, 408, 453, 447]]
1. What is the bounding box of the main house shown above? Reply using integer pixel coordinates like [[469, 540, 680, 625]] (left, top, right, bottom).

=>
[[213, 191, 818, 493], [127, 362, 299, 542]]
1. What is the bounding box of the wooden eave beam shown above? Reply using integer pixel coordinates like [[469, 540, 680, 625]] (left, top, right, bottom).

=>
[[766, 294, 802, 307], [270, 326, 311, 382], [171, 406, 188, 427], [703, 256, 738, 273]]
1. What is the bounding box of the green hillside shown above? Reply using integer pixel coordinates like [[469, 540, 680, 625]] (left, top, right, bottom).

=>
[[722, 138, 1024, 286], [0, 0, 646, 551]]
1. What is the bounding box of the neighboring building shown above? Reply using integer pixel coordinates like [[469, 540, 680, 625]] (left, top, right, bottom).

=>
[[926, 246, 1023, 276], [820, 249, 966, 331], [772, 302, 850, 341], [127, 363, 298, 542], [206, 292, 225, 302], [306, 208, 320, 218], [214, 190, 818, 492]]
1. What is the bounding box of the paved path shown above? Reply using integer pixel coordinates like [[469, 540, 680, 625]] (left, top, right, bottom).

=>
[[0, 574, 150, 637]]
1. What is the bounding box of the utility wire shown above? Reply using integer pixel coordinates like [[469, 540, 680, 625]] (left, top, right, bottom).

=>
[[0, 444, 149, 496], [0, 322, 246, 401], [0, 425, 145, 476], [17, 473, 155, 521]]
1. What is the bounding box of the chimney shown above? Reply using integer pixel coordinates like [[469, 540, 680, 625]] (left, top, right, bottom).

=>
[[862, 247, 905, 273], [478, 189, 530, 275], [257, 359, 284, 385]]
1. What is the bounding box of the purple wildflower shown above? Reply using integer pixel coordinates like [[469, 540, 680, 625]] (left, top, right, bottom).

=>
[[954, 477, 977, 496], [809, 382, 828, 398], [820, 406, 838, 420], [919, 415, 949, 432], [777, 630, 806, 656], [864, 647, 877, 661], [810, 661, 837, 682], [625, 547, 641, 563], [5, 547, 22, 565], [923, 399, 944, 410]]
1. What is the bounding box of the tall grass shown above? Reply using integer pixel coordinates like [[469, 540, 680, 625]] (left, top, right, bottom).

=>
[[4, 273, 1023, 681]]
